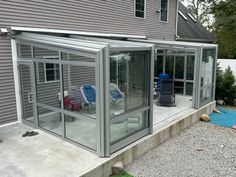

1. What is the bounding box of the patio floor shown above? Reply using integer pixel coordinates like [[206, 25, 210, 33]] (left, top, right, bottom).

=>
[[0, 123, 106, 177], [153, 94, 193, 125]]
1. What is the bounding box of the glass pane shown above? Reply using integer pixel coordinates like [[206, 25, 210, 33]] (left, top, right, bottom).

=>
[[34, 47, 59, 59], [175, 56, 184, 79], [17, 44, 32, 58], [110, 111, 149, 143], [35, 62, 60, 108], [201, 49, 215, 87], [200, 86, 212, 101], [62, 64, 96, 119], [109, 50, 150, 144], [186, 82, 193, 96], [38, 106, 62, 136], [62, 53, 94, 62], [174, 81, 184, 94], [154, 55, 163, 78], [161, 0, 168, 21], [187, 56, 195, 80], [65, 115, 96, 150], [165, 56, 174, 78], [19, 64, 34, 123], [109, 51, 150, 116]]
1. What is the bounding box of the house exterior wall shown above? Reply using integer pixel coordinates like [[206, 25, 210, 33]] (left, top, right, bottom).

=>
[[0, 0, 178, 124]]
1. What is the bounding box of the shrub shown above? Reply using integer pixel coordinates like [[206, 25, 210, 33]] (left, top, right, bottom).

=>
[[216, 64, 236, 105]]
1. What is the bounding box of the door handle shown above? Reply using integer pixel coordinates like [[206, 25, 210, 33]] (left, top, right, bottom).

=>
[[28, 92, 33, 103]]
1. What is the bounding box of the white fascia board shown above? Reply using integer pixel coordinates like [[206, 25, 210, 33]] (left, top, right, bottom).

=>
[[11, 26, 147, 39]]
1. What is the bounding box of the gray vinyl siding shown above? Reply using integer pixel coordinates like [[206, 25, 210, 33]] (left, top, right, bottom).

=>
[[0, 0, 177, 124], [0, 0, 177, 40], [0, 37, 17, 124]]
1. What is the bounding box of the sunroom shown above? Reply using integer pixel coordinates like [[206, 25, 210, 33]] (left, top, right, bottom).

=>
[[131, 39, 218, 125], [13, 32, 154, 157], [12, 31, 217, 157]]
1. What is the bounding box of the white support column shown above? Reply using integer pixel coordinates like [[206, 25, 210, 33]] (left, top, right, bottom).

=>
[[11, 39, 22, 123]]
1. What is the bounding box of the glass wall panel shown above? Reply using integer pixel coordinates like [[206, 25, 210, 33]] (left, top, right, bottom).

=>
[[109, 50, 150, 143], [165, 56, 174, 78], [175, 56, 184, 79], [174, 81, 184, 94], [19, 64, 34, 123], [110, 111, 149, 143], [62, 63, 96, 119], [35, 62, 61, 108], [201, 49, 214, 87], [17, 44, 32, 58], [187, 56, 195, 80], [186, 82, 193, 96], [34, 47, 59, 60], [154, 55, 163, 78], [38, 106, 62, 136], [62, 53, 95, 62], [65, 114, 96, 150], [110, 51, 150, 115], [200, 49, 215, 104]]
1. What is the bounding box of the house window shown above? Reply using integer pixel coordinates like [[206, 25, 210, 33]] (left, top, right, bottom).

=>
[[44, 63, 59, 82], [135, 0, 145, 18], [160, 0, 168, 22]]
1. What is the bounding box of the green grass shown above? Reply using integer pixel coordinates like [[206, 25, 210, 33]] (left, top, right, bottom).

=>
[[110, 171, 133, 177]]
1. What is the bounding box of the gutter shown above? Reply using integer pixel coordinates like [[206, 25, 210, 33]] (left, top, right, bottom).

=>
[[10, 26, 147, 39], [176, 37, 215, 43]]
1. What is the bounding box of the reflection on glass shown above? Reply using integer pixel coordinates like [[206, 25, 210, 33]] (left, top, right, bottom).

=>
[[186, 82, 193, 96], [187, 56, 195, 80], [62, 63, 96, 119], [110, 111, 148, 143], [109, 51, 150, 115], [38, 106, 62, 136], [65, 115, 96, 150], [17, 44, 32, 58], [200, 86, 212, 101], [165, 56, 174, 78], [34, 47, 59, 59], [62, 53, 95, 62], [175, 56, 184, 79], [35, 62, 61, 108], [174, 81, 184, 94], [201, 49, 215, 87]]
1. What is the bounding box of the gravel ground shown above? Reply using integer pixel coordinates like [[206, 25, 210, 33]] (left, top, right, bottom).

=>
[[125, 122, 236, 177]]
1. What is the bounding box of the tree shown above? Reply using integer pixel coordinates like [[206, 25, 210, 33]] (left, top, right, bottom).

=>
[[216, 65, 236, 105], [180, 0, 217, 29], [211, 0, 236, 58]]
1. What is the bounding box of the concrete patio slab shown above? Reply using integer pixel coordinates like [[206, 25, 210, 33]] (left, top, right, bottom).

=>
[[0, 123, 106, 177]]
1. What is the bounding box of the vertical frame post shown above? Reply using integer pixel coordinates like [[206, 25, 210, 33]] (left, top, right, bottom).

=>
[[149, 45, 155, 133]]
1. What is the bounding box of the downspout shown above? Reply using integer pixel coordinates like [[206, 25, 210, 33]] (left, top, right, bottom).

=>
[[175, 0, 179, 40]]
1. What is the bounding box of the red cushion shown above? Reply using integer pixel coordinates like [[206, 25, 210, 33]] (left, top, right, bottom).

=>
[[63, 96, 71, 108]]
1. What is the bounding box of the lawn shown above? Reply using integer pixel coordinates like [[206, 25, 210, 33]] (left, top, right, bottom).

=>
[[111, 171, 133, 177]]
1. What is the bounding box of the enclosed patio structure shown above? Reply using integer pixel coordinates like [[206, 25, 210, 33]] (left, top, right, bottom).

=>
[[13, 32, 154, 157], [12, 32, 217, 157]]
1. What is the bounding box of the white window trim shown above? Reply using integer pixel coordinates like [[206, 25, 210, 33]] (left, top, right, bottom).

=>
[[134, 0, 146, 19], [43, 62, 60, 83], [159, 0, 169, 23]]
